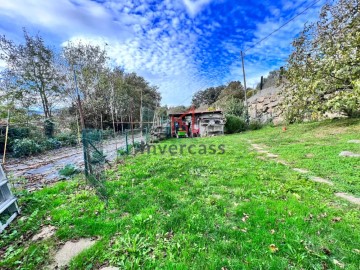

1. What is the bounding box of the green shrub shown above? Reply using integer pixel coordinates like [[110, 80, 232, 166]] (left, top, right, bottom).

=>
[[58, 164, 80, 177], [248, 120, 263, 130], [44, 119, 55, 138], [102, 128, 115, 139], [8, 127, 31, 140], [0, 127, 31, 153], [85, 130, 102, 142], [117, 147, 127, 156], [91, 151, 106, 164], [225, 115, 247, 134], [12, 138, 42, 157], [41, 138, 62, 150], [55, 132, 78, 146]]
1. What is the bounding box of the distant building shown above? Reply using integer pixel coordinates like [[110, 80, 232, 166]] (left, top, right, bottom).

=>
[[168, 109, 225, 138]]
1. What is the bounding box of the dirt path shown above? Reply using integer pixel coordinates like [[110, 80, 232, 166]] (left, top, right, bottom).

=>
[[248, 141, 360, 206], [3, 135, 143, 190]]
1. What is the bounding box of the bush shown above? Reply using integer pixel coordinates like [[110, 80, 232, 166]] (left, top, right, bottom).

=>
[[58, 164, 80, 177], [44, 119, 55, 138], [85, 130, 102, 142], [117, 147, 127, 156], [225, 115, 247, 134], [102, 128, 115, 140], [0, 127, 31, 153], [248, 120, 263, 130], [12, 138, 42, 157], [41, 138, 62, 151], [91, 150, 106, 164], [55, 132, 78, 146]]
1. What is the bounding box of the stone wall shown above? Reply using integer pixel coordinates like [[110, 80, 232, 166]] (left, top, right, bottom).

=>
[[247, 86, 283, 125]]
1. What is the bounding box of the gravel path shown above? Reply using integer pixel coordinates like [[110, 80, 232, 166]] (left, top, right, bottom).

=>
[[2, 135, 143, 190]]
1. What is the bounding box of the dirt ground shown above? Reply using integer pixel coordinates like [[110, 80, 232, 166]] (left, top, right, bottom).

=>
[[2, 135, 143, 191]]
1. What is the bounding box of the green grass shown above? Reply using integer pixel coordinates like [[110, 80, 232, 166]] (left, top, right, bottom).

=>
[[1, 119, 359, 269], [241, 118, 360, 196]]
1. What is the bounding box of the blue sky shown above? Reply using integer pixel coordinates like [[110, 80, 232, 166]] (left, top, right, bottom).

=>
[[0, 0, 325, 106]]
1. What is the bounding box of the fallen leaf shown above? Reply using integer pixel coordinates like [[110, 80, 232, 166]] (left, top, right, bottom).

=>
[[242, 213, 249, 223], [240, 228, 247, 233], [332, 217, 342, 222], [333, 259, 345, 268], [269, 244, 279, 253], [270, 229, 275, 235], [165, 231, 174, 240], [322, 247, 331, 256], [352, 249, 360, 254]]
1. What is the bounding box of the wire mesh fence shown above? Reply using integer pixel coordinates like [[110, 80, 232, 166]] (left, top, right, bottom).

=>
[[120, 128, 150, 156], [81, 127, 151, 201], [82, 129, 108, 201]]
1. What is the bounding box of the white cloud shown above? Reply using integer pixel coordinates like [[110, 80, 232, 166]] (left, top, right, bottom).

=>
[[0, 0, 136, 40], [0, 0, 326, 105], [0, 59, 6, 70], [182, 0, 213, 17]]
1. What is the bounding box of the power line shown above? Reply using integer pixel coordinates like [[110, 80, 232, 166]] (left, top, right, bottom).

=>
[[244, 0, 324, 53], [178, 1, 324, 104]]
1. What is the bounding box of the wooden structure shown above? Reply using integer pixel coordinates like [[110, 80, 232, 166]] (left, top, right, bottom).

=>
[[169, 109, 225, 138]]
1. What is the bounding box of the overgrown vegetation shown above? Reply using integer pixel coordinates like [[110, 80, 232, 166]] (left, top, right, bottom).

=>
[[224, 115, 246, 133], [283, 0, 360, 121], [0, 30, 161, 154], [58, 164, 80, 177], [1, 119, 359, 269], [12, 138, 42, 157], [225, 115, 263, 134]]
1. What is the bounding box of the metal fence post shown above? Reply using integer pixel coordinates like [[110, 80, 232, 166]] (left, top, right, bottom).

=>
[[125, 130, 129, 155], [145, 127, 148, 143], [82, 130, 89, 179]]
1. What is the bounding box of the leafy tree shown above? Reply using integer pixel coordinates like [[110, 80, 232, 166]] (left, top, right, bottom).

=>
[[192, 85, 225, 108], [256, 70, 281, 90], [282, 0, 360, 121], [168, 105, 190, 114], [62, 41, 108, 127], [0, 29, 64, 118]]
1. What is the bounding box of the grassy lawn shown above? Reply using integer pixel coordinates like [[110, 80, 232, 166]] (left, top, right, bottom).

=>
[[1, 119, 360, 269], [241, 118, 360, 196]]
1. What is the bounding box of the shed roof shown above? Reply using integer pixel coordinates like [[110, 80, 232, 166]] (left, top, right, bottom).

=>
[[168, 110, 223, 117]]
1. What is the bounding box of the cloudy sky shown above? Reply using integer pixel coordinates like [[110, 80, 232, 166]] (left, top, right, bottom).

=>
[[0, 0, 325, 105]]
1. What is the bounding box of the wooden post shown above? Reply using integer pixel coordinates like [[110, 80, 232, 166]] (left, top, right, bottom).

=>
[[2, 110, 10, 164], [74, 70, 85, 130], [76, 113, 81, 145], [241, 51, 249, 124]]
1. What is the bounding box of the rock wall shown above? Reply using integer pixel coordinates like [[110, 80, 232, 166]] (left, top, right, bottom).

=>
[[247, 86, 283, 125]]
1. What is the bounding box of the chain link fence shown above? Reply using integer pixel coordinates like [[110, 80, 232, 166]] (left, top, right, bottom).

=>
[[82, 129, 108, 201]]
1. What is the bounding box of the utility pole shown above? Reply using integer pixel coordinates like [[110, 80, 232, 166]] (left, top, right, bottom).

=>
[[241, 51, 249, 124]]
